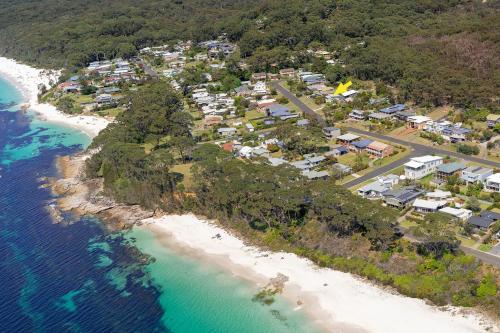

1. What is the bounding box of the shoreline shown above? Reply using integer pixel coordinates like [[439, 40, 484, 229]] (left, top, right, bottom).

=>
[[50, 148, 499, 333], [0, 57, 109, 138], [140, 215, 497, 333]]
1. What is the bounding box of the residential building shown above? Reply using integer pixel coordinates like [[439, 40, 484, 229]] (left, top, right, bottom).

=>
[[246, 123, 255, 132], [486, 114, 500, 128], [336, 133, 360, 146], [467, 211, 500, 230], [357, 174, 399, 199], [439, 207, 472, 221], [380, 104, 405, 115], [366, 141, 393, 158], [394, 110, 416, 121], [303, 170, 329, 180], [349, 109, 366, 120], [325, 146, 348, 157], [406, 115, 431, 129], [251, 72, 267, 82], [217, 127, 237, 137], [413, 199, 447, 213], [436, 162, 466, 182], [333, 163, 352, 176], [322, 127, 341, 140], [425, 190, 452, 201], [297, 119, 310, 127], [460, 166, 493, 184], [350, 139, 373, 153], [404, 155, 444, 180], [368, 112, 392, 121], [485, 173, 500, 192], [279, 68, 296, 78], [383, 186, 424, 209]]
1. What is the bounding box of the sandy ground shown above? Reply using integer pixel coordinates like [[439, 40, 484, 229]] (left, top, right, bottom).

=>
[[142, 215, 499, 333], [0, 57, 109, 138]]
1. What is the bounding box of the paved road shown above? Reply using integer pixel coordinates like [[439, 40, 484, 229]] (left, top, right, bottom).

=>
[[345, 127, 500, 169], [272, 82, 500, 188], [399, 227, 500, 267], [270, 82, 326, 125]]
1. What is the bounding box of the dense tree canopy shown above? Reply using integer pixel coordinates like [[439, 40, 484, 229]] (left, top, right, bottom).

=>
[[0, 0, 498, 107]]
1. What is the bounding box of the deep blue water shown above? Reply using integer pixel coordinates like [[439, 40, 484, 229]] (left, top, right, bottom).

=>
[[0, 76, 318, 333]]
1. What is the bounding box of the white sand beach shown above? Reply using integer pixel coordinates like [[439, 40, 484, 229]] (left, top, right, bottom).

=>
[[142, 214, 498, 333], [0, 57, 109, 138]]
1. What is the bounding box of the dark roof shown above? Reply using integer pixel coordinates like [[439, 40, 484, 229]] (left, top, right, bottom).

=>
[[351, 139, 373, 149], [335, 146, 349, 154], [437, 162, 466, 174], [480, 211, 500, 221], [267, 104, 289, 115], [383, 186, 424, 204], [468, 216, 495, 229], [380, 104, 405, 114]]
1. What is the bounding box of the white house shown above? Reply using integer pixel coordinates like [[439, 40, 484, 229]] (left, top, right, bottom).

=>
[[485, 173, 500, 192], [413, 199, 447, 213], [404, 155, 443, 180], [438, 207, 473, 221], [460, 166, 493, 184]]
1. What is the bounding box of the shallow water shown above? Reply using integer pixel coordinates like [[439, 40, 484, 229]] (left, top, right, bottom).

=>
[[0, 75, 319, 333]]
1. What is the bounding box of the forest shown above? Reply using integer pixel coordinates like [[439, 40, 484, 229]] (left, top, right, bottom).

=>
[[0, 0, 498, 108], [85, 81, 499, 318]]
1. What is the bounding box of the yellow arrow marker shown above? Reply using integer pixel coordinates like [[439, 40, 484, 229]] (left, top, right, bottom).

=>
[[334, 81, 352, 95]]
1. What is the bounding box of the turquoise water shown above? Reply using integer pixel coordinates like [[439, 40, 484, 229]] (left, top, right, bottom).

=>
[[0, 74, 320, 332], [127, 227, 321, 333]]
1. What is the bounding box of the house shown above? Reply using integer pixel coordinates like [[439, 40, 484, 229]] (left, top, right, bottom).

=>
[[366, 141, 393, 158], [333, 163, 352, 176], [380, 104, 405, 114], [238, 146, 254, 158], [460, 166, 493, 184], [413, 199, 447, 213], [251, 72, 267, 82], [95, 94, 114, 106], [425, 190, 452, 201], [303, 170, 329, 180], [357, 174, 399, 199], [325, 146, 348, 157], [279, 68, 296, 78], [341, 89, 358, 100], [336, 133, 360, 146], [383, 186, 424, 209], [266, 104, 290, 117], [246, 123, 255, 132], [301, 74, 326, 85], [486, 114, 500, 128], [394, 110, 416, 121], [485, 173, 500, 192], [350, 139, 373, 153], [267, 157, 287, 166], [217, 127, 237, 137], [439, 207, 472, 221], [290, 160, 312, 172], [404, 155, 443, 180], [441, 127, 472, 143], [407, 115, 431, 129], [297, 119, 310, 127], [368, 112, 392, 121], [467, 211, 500, 230], [436, 162, 466, 182], [349, 109, 366, 120], [322, 127, 341, 140], [252, 81, 268, 95], [221, 142, 234, 153]]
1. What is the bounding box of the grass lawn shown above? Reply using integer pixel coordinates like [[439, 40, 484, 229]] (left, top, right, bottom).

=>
[[72, 94, 94, 104], [478, 243, 493, 252], [245, 109, 265, 121], [171, 163, 194, 190], [96, 107, 123, 117], [400, 219, 418, 229], [458, 236, 477, 248]]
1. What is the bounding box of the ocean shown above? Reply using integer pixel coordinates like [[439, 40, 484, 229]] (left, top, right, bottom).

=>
[[0, 75, 320, 333]]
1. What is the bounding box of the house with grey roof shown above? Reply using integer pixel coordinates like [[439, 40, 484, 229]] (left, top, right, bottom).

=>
[[460, 166, 493, 184], [323, 127, 341, 140], [357, 174, 399, 199], [383, 186, 424, 209]]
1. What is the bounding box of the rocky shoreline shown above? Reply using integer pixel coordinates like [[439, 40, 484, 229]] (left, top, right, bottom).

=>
[[49, 153, 154, 230]]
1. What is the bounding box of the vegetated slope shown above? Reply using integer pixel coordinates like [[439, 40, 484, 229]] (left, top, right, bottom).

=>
[[0, 0, 257, 67], [0, 0, 498, 107]]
